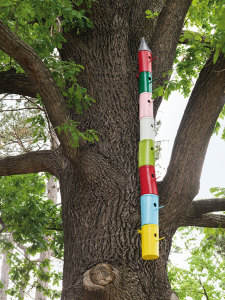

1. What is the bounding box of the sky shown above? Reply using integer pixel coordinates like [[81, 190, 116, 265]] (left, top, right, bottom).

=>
[[156, 91, 225, 200], [157, 91, 225, 278]]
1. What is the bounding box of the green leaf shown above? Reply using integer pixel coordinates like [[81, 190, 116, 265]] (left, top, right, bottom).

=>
[[213, 47, 221, 64]]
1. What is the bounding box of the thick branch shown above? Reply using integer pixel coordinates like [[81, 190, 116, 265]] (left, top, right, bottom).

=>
[[0, 69, 36, 97], [160, 53, 225, 229], [0, 150, 59, 177], [151, 0, 192, 115], [187, 198, 225, 216], [180, 198, 225, 228], [0, 217, 6, 233], [181, 213, 225, 228], [179, 30, 210, 47], [0, 21, 76, 161]]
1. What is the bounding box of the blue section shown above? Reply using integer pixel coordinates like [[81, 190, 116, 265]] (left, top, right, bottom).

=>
[[141, 194, 159, 226]]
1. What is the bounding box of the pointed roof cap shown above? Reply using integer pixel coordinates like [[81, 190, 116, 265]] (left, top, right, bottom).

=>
[[138, 37, 151, 52]]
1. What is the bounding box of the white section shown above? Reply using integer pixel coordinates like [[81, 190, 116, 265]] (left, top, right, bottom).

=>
[[140, 117, 155, 141]]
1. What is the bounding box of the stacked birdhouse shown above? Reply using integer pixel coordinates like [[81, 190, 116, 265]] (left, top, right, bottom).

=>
[[138, 38, 161, 260]]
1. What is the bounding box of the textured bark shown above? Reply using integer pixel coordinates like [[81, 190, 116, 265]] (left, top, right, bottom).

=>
[[0, 149, 60, 178], [186, 198, 225, 216], [181, 198, 225, 228], [181, 213, 225, 228], [57, 1, 193, 299], [0, 69, 36, 98]]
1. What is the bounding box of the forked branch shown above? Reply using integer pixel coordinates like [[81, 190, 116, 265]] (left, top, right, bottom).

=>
[[181, 213, 225, 228], [187, 198, 225, 215], [160, 52, 225, 229], [152, 0, 192, 115], [0, 20, 76, 161], [180, 198, 225, 228]]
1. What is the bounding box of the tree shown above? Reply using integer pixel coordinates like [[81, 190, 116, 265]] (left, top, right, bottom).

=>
[[0, 0, 225, 299], [0, 173, 63, 299], [168, 226, 225, 299], [0, 94, 62, 299]]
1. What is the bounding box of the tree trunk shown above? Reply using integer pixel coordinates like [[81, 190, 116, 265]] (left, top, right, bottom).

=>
[[59, 158, 177, 299], [0, 252, 9, 300], [0, 233, 13, 300], [35, 175, 58, 300], [58, 3, 180, 299], [35, 250, 51, 300]]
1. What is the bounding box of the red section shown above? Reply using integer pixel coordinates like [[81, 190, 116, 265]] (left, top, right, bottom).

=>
[[138, 51, 152, 73], [139, 165, 158, 196]]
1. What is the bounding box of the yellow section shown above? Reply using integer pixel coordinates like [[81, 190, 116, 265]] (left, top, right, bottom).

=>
[[141, 224, 159, 260]]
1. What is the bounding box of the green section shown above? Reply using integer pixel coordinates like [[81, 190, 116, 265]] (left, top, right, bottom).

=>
[[139, 72, 152, 94], [138, 139, 155, 167]]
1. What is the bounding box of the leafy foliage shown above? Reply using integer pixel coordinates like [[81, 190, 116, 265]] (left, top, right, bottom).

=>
[[0, 174, 63, 299], [0, 0, 99, 148], [168, 226, 225, 300], [56, 120, 99, 147], [46, 59, 95, 114], [152, 0, 225, 101], [0, 0, 95, 63], [145, 10, 159, 19]]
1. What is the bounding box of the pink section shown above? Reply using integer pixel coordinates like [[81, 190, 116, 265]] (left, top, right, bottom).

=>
[[139, 93, 153, 119]]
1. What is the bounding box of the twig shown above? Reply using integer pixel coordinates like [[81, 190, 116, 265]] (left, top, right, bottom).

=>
[[0, 107, 40, 112], [199, 279, 209, 300], [0, 217, 6, 233]]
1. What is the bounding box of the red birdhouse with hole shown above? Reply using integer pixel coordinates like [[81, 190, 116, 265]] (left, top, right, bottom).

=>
[[139, 165, 158, 196], [138, 51, 152, 73]]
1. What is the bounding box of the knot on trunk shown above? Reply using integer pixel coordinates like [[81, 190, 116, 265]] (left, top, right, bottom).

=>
[[83, 263, 117, 291]]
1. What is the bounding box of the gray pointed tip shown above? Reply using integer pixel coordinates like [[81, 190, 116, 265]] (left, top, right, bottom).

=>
[[139, 37, 151, 52]]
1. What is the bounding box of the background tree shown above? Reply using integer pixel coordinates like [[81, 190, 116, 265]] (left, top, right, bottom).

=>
[[0, 94, 62, 299], [0, 0, 225, 299], [169, 226, 225, 299], [0, 173, 63, 299]]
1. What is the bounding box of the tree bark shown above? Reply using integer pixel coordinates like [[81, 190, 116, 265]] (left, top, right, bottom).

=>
[[181, 213, 225, 228], [57, 1, 193, 299], [0, 150, 59, 177], [180, 198, 225, 228], [0, 69, 36, 98]]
